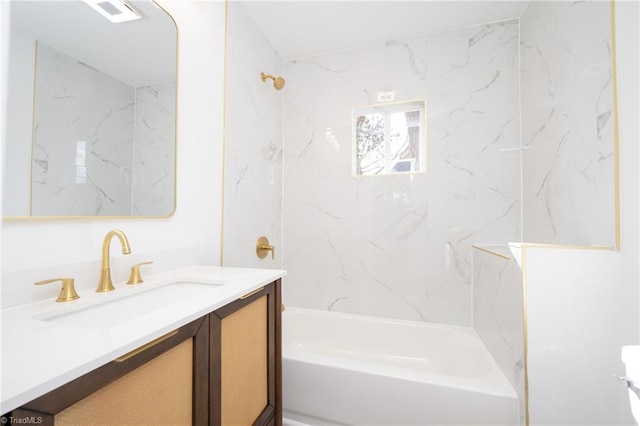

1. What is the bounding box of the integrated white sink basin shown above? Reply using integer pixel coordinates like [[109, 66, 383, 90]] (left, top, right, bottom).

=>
[[34, 281, 224, 329]]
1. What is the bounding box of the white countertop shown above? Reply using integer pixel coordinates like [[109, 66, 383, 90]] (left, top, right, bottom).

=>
[[0, 265, 286, 414]]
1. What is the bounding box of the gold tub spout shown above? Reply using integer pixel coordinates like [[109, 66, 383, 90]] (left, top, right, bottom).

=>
[[96, 229, 131, 292]]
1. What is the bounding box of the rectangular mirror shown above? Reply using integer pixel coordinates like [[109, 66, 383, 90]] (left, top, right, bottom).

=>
[[4, 0, 177, 218]]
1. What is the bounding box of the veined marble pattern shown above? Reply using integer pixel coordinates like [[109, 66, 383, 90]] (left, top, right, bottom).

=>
[[32, 43, 134, 216], [473, 244, 525, 425], [283, 20, 521, 326], [521, 0, 616, 246], [223, 3, 283, 268], [132, 82, 176, 216]]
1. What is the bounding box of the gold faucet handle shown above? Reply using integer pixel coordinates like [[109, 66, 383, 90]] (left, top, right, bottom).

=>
[[256, 236, 275, 260], [127, 261, 154, 285], [35, 278, 79, 303]]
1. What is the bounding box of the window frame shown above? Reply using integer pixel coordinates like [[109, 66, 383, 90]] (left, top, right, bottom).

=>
[[351, 99, 427, 177]]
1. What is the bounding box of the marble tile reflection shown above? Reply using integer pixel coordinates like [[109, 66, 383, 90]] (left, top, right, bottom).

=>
[[32, 44, 134, 216], [31, 44, 175, 217], [132, 82, 176, 216]]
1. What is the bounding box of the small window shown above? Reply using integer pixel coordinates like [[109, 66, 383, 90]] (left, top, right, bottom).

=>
[[353, 100, 426, 176]]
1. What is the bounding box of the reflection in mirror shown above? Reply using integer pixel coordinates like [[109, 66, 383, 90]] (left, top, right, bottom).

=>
[[4, 0, 177, 218]]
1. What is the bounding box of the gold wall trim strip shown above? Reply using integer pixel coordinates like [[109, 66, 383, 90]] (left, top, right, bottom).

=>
[[29, 40, 38, 216], [610, 0, 621, 250], [471, 244, 510, 260], [522, 245, 530, 426], [219, 0, 229, 266], [518, 243, 617, 251]]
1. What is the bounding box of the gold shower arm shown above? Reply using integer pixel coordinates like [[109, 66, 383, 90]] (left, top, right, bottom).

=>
[[260, 72, 285, 90]]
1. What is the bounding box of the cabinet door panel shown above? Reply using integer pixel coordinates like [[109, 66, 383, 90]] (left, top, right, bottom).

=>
[[211, 280, 281, 426], [221, 295, 268, 425], [55, 339, 193, 426]]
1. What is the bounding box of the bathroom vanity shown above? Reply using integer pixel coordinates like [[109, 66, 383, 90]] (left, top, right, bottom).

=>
[[0, 266, 285, 426]]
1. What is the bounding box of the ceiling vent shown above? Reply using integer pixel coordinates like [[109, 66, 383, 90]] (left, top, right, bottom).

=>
[[83, 0, 143, 23]]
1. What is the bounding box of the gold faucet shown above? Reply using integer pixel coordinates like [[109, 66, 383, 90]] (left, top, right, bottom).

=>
[[96, 229, 132, 293]]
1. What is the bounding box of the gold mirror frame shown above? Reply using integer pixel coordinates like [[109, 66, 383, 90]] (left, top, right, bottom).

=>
[[3, 0, 179, 221]]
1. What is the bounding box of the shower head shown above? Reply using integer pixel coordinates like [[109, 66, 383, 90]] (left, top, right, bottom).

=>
[[261, 72, 285, 91]]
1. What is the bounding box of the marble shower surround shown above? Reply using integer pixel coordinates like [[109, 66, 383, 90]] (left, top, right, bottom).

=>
[[282, 20, 521, 326], [223, 3, 284, 268], [473, 245, 525, 425], [521, 0, 616, 246]]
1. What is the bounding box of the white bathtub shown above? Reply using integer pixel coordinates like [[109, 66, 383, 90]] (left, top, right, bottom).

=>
[[282, 307, 518, 425]]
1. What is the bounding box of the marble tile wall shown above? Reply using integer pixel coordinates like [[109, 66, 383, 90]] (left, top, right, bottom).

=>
[[282, 20, 521, 326], [521, 0, 616, 246], [223, 3, 283, 268], [31, 43, 134, 216], [473, 244, 525, 425], [132, 82, 176, 216]]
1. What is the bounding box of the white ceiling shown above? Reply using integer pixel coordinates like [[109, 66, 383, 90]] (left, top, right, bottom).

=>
[[10, 0, 176, 87], [240, 0, 531, 60]]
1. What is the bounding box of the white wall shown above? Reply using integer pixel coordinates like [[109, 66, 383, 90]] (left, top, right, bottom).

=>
[[1, 1, 226, 304], [525, 247, 638, 425], [616, 0, 640, 338]]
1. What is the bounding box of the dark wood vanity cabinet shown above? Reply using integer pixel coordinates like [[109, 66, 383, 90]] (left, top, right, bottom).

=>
[[5, 279, 282, 426]]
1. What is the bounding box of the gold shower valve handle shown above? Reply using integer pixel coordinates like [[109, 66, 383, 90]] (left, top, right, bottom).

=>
[[35, 277, 80, 303], [127, 261, 154, 285], [256, 236, 275, 259]]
